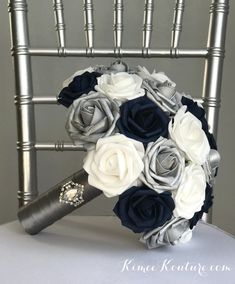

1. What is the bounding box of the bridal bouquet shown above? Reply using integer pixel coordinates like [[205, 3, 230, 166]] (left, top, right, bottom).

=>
[[54, 62, 220, 249]]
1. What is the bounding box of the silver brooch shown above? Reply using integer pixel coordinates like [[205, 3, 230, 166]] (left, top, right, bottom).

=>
[[59, 181, 85, 207]]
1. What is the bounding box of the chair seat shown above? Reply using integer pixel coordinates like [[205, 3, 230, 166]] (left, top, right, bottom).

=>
[[1, 216, 234, 284]]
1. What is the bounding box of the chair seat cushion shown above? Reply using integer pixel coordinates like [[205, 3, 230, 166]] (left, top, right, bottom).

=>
[[1, 216, 234, 284]]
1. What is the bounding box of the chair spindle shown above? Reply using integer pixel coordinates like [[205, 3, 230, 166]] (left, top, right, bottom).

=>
[[53, 0, 66, 49], [142, 0, 154, 55], [171, 0, 185, 49], [83, 0, 94, 54], [113, 0, 123, 55]]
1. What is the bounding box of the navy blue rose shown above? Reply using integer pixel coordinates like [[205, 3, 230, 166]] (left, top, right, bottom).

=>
[[113, 186, 175, 233], [189, 184, 214, 229], [58, 71, 101, 108], [181, 96, 217, 150], [116, 96, 170, 145]]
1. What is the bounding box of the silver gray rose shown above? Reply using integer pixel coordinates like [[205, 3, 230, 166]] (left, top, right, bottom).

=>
[[141, 79, 182, 116], [140, 218, 192, 249], [203, 149, 221, 187], [66, 92, 120, 149], [139, 137, 185, 192]]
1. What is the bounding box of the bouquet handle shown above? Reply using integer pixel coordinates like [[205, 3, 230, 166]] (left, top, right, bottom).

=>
[[17, 170, 102, 235]]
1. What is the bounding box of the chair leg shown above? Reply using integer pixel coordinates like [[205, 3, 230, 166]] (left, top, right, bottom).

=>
[[8, 0, 38, 207], [202, 0, 229, 223]]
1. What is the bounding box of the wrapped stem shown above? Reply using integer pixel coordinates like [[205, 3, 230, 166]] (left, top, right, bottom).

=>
[[17, 169, 102, 235]]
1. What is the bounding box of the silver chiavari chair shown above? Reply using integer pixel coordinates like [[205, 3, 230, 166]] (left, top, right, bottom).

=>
[[8, 0, 229, 223]]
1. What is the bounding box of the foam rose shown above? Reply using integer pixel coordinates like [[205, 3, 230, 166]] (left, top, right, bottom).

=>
[[173, 162, 206, 219], [140, 218, 192, 249], [66, 92, 120, 149], [169, 106, 210, 165], [139, 137, 185, 192], [95, 72, 145, 102], [83, 134, 145, 197]]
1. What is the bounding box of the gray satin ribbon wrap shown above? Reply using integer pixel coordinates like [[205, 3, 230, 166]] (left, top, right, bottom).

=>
[[140, 218, 191, 249], [18, 170, 102, 235]]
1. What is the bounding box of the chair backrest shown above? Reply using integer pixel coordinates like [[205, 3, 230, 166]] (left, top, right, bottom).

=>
[[8, 0, 229, 222]]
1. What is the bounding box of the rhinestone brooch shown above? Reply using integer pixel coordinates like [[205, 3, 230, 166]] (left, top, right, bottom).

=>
[[59, 181, 85, 207]]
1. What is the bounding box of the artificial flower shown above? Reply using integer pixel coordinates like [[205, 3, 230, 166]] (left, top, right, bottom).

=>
[[95, 72, 145, 102], [117, 96, 169, 144], [66, 92, 120, 149], [58, 70, 101, 107], [173, 162, 206, 219], [140, 218, 192, 249], [139, 137, 185, 192], [113, 186, 175, 233], [83, 134, 144, 197], [169, 105, 210, 165]]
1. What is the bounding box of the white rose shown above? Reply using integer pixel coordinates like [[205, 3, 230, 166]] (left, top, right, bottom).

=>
[[169, 106, 210, 165], [83, 134, 145, 197], [63, 67, 95, 87], [173, 163, 206, 219], [95, 72, 145, 102]]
